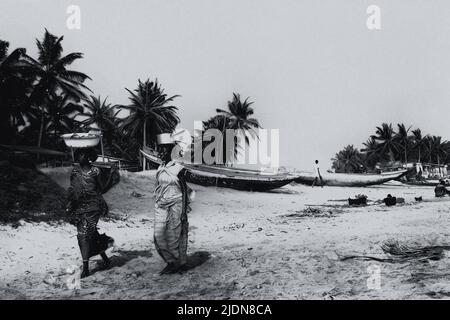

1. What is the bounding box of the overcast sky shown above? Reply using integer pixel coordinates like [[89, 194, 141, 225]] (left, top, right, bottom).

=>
[[2, 0, 450, 170]]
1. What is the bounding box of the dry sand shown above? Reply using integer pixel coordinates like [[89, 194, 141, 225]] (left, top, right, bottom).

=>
[[2, 168, 450, 299]]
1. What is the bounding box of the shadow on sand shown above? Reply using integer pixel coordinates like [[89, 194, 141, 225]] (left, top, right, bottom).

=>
[[90, 249, 152, 275], [264, 188, 299, 195], [184, 251, 211, 271], [89, 250, 211, 275]]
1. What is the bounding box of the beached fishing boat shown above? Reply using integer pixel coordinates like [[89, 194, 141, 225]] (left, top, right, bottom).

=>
[[140, 148, 296, 191], [294, 169, 409, 187]]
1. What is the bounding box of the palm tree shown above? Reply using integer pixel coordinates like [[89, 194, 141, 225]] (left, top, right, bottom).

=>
[[0, 39, 7, 60], [411, 128, 427, 163], [371, 123, 399, 162], [361, 137, 379, 168], [394, 123, 412, 163], [27, 29, 91, 148], [213, 93, 261, 164], [79, 95, 120, 147], [202, 114, 233, 164], [119, 79, 179, 150], [425, 136, 450, 165], [0, 40, 36, 143], [331, 145, 365, 173], [44, 94, 83, 146], [216, 93, 260, 144]]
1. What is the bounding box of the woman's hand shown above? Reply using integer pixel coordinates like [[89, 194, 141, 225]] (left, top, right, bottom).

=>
[[97, 164, 119, 193]]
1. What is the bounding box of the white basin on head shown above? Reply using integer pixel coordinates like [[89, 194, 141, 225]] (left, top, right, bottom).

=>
[[61, 132, 101, 148]]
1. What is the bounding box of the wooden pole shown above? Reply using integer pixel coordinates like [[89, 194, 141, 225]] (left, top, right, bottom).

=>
[[142, 152, 146, 171], [100, 133, 105, 162]]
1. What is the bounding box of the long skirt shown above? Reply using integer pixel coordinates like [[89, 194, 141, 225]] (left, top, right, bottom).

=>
[[75, 206, 113, 259], [154, 202, 188, 265]]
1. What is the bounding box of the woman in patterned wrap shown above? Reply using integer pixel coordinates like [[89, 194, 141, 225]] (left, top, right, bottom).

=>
[[66, 147, 115, 278], [154, 133, 192, 274]]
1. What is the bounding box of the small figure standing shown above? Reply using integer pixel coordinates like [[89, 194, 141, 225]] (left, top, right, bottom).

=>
[[153, 133, 192, 274], [66, 148, 115, 278], [415, 162, 423, 180], [312, 159, 324, 187]]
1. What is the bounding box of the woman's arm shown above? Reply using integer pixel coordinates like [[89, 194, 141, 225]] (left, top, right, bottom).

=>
[[96, 165, 117, 193], [178, 168, 188, 193], [66, 169, 80, 216], [178, 168, 189, 213]]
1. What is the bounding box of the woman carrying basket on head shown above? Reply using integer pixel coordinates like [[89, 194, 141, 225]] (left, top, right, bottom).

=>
[[153, 133, 193, 274], [66, 147, 116, 278]]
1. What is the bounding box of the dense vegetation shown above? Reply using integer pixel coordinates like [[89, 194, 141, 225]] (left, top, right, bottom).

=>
[[332, 124, 450, 173], [1, 30, 260, 164]]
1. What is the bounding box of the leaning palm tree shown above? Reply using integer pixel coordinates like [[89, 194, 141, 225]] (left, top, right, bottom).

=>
[[394, 123, 412, 163], [27, 29, 91, 148], [371, 123, 399, 162], [118, 79, 180, 150]]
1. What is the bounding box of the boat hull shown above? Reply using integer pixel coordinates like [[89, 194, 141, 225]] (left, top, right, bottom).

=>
[[401, 180, 440, 187], [294, 170, 409, 187], [140, 149, 295, 191], [183, 164, 296, 191]]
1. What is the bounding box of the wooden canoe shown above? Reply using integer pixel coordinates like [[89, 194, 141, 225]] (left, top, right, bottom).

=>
[[140, 149, 296, 191], [294, 169, 409, 187]]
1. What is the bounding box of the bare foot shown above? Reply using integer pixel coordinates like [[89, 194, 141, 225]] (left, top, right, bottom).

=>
[[159, 263, 176, 275], [80, 269, 90, 279], [160, 263, 184, 275]]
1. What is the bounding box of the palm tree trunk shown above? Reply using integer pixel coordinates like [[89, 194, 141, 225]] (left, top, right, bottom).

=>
[[36, 112, 45, 162], [142, 118, 147, 170], [143, 118, 147, 148], [37, 112, 44, 148]]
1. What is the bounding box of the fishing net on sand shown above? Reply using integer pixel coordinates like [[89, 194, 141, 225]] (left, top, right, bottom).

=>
[[339, 240, 450, 263], [283, 207, 343, 219]]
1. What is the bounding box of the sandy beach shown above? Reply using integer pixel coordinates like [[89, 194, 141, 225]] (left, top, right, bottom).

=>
[[2, 168, 450, 300]]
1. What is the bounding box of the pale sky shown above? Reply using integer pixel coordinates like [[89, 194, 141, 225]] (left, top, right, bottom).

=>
[[2, 0, 450, 170]]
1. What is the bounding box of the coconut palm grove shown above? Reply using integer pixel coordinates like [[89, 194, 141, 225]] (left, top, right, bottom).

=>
[[0, 30, 261, 165], [3, 30, 448, 173], [332, 123, 450, 173]]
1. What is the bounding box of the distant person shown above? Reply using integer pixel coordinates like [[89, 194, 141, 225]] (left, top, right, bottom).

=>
[[312, 160, 324, 187], [66, 147, 115, 278], [375, 164, 382, 174], [415, 162, 423, 180], [423, 167, 430, 179]]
